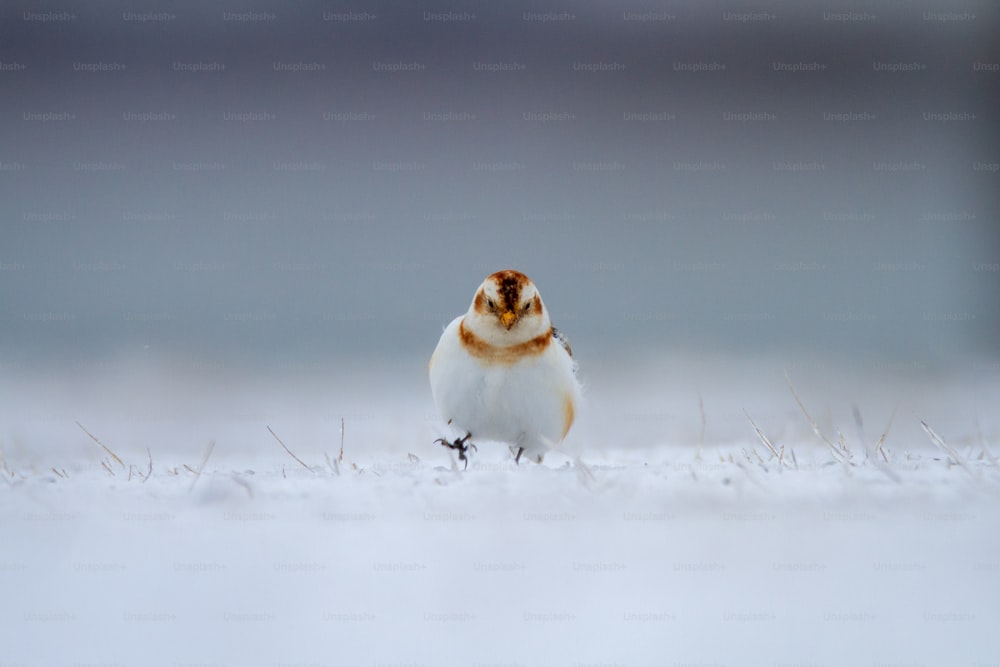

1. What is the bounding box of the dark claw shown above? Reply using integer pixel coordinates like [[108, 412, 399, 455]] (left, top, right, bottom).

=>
[[436, 433, 477, 470]]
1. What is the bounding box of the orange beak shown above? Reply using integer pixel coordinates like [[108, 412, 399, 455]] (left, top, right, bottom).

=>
[[499, 310, 517, 329]]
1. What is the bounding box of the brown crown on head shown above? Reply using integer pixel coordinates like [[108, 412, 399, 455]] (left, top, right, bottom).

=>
[[488, 270, 531, 309]]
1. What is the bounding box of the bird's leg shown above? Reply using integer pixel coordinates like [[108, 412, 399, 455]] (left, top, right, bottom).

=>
[[435, 432, 477, 470], [514, 447, 524, 464]]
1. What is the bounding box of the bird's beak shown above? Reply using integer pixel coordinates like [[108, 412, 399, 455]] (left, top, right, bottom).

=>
[[499, 310, 517, 329]]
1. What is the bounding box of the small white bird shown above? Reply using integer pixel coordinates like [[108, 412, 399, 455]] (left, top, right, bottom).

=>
[[429, 269, 581, 466]]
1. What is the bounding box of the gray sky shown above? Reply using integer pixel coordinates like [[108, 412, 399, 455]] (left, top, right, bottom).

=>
[[2, 1, 998, 374]]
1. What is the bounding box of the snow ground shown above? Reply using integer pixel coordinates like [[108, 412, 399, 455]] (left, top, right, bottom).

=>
[[2, 354, 999, 666]]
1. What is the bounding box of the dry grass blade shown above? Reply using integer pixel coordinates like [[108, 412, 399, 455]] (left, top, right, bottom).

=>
[[188, 439, 216, 492], [744, 410, 786, 468], [338, 417, 345, 464], [850, 406, 901, 484], [784, 372, 847, 462], [76, 421, 125, 469], [920, 421, 976, 479], [267, 425, 312, 471], [325, 451, 340, 476], [975, 419, 998, 465], [837, 433, 853, 476], [874, 405, 897, 464], [852, 405, 865, 445], [142, 448, 153, 482]]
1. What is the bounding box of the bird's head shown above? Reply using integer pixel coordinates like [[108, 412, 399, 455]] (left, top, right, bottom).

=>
[[465, 269, 550, 345]]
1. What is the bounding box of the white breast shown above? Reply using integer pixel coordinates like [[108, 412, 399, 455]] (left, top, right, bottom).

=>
[[429, 316, 579, 461]]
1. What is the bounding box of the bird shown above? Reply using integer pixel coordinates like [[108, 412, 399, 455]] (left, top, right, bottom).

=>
[[429, 269, 581, 467]]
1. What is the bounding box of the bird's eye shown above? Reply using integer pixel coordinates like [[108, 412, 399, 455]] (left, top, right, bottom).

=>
[[487, 298, 495, 309], [522, 302, 531, 312]]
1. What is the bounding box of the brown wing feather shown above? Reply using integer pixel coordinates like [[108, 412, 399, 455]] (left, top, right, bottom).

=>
[[552, 327, 572, 358]]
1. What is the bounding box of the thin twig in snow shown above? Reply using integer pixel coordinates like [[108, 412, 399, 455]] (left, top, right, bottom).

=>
[[975, 419, 998, 465], [874, 406, 897, 464], [852, 405, 865, 450], [76, 421, 125, 469], [744, 410, 787, 468], [862, 422, 896, 480], [267, 425, 312, 471], [339, 417, 345, 464], [325, 451, 340, 476], [188, 440, 216, 492], [921, 421, 976, 479], [0, 460, 13, 485], [853, 407, 902, 484], [784, 372, 848, 462]]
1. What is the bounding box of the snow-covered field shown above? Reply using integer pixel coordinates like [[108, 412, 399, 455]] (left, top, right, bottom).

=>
[[3, 354, 998, 666]]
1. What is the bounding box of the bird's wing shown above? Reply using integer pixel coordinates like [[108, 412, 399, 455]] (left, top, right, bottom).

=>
[[551, 326, 573, 359]]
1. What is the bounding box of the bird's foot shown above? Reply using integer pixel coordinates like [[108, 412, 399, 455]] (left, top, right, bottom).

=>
[[514, 447, 524, 464], [436, 433, 477, 470]]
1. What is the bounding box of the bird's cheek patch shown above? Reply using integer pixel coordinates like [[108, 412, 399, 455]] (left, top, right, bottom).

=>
[[473, 290, 489, 314]]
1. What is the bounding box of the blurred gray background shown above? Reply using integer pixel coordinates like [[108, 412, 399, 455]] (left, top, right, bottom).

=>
[[2, 0, 998, 378]]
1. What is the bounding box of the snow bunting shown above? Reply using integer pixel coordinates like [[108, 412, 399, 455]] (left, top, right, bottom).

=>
[[429, 270, 581, 466]]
